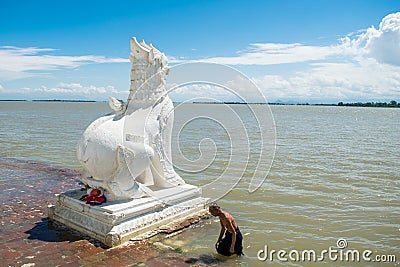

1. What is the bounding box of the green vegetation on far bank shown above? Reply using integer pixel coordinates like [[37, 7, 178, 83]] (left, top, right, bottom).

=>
[[337, 100, 399, 108], [194, 100, 400, 107]]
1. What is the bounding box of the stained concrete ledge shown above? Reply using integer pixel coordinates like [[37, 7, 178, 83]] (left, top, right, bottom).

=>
[[48, 185, 210, 247]]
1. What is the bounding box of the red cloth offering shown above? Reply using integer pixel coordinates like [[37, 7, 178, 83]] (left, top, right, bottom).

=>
[[84, 188, 106, 205]]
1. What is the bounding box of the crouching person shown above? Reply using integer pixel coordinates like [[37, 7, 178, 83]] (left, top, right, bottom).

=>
[[208, 203, 244, 256]]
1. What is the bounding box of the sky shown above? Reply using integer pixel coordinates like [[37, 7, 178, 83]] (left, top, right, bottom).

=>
[[0, 0, 399, 103]]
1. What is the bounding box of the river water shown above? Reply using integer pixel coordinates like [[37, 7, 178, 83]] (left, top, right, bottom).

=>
[[0, 101, 399, 266]]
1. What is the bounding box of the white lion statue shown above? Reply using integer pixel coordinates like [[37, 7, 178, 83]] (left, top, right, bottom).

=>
[[77, 37, 185, 201]]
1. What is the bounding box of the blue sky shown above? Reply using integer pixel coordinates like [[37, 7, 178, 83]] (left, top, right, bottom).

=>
[[0, 0, 399, 103]]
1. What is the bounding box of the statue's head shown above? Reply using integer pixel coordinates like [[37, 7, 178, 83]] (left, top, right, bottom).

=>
[[129, 37, 169, 75], [127, 37, 171, 108]]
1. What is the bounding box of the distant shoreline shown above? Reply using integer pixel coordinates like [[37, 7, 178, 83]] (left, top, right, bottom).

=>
[[192, 101, 400, 108], [32, 99, 97, 102], [0, 99, 98, 103], [0, 99, 399, 107]]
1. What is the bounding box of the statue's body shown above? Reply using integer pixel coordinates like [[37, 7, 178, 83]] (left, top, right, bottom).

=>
[[77, 37, 184, 201]]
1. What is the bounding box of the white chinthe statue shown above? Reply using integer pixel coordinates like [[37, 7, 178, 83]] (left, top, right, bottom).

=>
[[77, 37, 185, 201]]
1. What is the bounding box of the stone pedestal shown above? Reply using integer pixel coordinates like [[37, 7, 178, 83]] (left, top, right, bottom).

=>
[[48, 184, 209, 247]]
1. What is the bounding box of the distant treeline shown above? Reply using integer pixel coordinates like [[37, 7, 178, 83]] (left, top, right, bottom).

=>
[[337, 100, 399, 107], [32, 99, 97, 102], [193, 101, 400, 107]]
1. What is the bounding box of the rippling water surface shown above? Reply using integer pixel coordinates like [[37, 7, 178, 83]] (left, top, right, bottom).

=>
[[0, 101, 399, 266]]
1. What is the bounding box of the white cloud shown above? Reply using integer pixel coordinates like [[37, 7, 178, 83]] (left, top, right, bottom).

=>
[[171, 13, 400, 69], [173, 12, 399, 102], [253, 57, 400, 102], [365, 12, 400, 66], [167, 72, 268, 103], [5, 82, 129, 100], [0, 84, 3, 92], [168, 83, 233, 102], [0, 46, 129, 80], [170, 43, 340, 65], [340, 12, 400, 66]]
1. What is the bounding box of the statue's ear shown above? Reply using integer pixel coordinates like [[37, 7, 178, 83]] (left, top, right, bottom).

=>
[[108, 96, 125, 113]]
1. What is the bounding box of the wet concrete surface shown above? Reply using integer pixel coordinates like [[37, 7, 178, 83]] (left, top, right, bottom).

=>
[[0, 158, 222, 267]]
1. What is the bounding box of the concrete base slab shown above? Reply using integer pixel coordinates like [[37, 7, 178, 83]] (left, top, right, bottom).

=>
[[48, 184, 209, 247]]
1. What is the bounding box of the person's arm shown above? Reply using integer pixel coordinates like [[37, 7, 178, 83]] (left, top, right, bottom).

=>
[[216, 220, 225, 248], [225, 220, 236, 254], [230, 231, 236, 254]]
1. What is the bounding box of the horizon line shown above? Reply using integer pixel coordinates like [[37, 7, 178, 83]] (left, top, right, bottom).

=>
[[0, 99, 398, 107]]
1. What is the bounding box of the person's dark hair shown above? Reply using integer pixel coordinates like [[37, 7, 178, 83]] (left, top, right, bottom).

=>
[[208, 202, 220, 210]]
